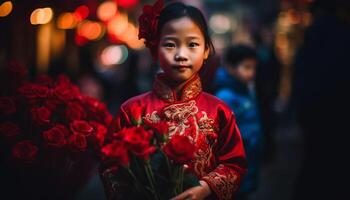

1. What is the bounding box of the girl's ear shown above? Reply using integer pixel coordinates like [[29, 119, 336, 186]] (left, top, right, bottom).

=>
[[204, 47, 210, 60]]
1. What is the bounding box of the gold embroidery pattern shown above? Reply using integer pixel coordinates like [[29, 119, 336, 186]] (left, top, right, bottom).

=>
[[152, 77, 174, 102], [143, 100, 217, 177], [152, 73, 202, 102], [181, 76, 202, 101], [203, 164, 238, 200], [163, 100, 198, 138], [143, 111, 161, 123]]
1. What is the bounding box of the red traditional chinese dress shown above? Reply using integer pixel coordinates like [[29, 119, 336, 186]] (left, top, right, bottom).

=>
[[100, 73, 247, 200]]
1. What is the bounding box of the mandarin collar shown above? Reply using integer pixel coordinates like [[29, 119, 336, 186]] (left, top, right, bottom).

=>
[[152, 73, 202, 103]]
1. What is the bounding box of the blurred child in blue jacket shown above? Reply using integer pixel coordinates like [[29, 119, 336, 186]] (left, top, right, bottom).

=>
[[214, 45, 263, 200]]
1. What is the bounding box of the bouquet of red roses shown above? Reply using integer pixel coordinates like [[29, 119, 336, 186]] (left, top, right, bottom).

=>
[[100, 109, 200, 200], [0, 62, 113, 199]]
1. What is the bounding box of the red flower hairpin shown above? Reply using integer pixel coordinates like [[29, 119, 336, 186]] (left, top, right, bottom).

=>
[[138, 0, 164, 60]]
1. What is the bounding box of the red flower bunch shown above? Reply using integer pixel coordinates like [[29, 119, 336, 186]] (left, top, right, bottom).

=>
[[138, 0, 164, 60], [101, 108, 197, 200], [0, 62, 113, 164]]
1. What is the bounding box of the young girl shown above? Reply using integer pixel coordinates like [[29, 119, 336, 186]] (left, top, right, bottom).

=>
[[100, 1, 247, 200]]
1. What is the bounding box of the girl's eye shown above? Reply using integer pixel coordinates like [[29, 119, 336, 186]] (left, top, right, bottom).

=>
[[163, 43, 175, 48], [189, 42, 199, 48]]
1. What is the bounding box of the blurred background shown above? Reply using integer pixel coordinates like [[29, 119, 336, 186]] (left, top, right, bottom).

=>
[[1, 0, 349, 199]]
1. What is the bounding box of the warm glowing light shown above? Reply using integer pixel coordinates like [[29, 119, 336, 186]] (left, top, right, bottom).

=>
[[107, 13, 128, 37], [278, 12, 290, 28], [75, 34, 88, 46], [287, 9, 301, 25], [100, 45, 128, 66], [97, 1, 117, 22], [77, 20, 105, 40], [118, 23, 145, 49], [118, 23, 136, 42], [0, 1, 13, 17], [30, 7, 53, 25], [276, 34, 289, 50], [209, 14, 231, 34], [57, 12, 77, 29], [37, 23, 52, 73], [116, 0, 139, 9], [127, 38, 145, 49], [74, 5, 89, 22]]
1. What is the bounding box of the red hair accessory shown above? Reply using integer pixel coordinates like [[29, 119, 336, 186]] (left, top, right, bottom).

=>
[[138, 0, 164, 60]]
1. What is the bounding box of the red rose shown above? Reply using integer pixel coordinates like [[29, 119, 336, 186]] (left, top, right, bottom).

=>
[[53, 84, 74, 102], [82, 96, 106, 113], [104, 111, 113, 127], [162, 135, 195, 164], [122, 127, 156, 160], [130, 105, 143, 125], [65, 101, 86, 122], [12, 140, 38, 163], [56, 74, 71, 87], [35, 74, 54, 87], [42, 125, 68, 148], [138, 0, 164, 59], [69, 133, 88, 151], [0, 97, 16, 114], [70, 120, 95, 136], [0, 122, 21, 137], [18, 83, 49, 100], [89, 121, 107, 146], [31, 106, 51, 125], [101, 140, 129, 166], [53, 74, 80, 102], [144, 119, 169, 136]]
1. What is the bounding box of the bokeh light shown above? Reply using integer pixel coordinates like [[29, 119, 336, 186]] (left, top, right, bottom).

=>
[[100, 45, 128, 67], [77, 20, 105, 41], [30, 7, 53, 25], [74, 5, 89, 22], [0, 1, 13, 17], [116, 0, 139, 9], [57, 12, 77, 29], [107, 12, 128, 37], [97, 1, 117, 22], [209, 13, 232, 34]]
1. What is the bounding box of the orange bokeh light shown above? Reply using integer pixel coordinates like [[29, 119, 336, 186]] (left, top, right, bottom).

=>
[[0, 1, 13, 17], [57, 12, 77, 29], [97, 1, 117, 22]]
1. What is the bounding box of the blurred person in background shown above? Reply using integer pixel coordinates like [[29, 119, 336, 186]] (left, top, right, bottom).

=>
[[213, 45, 263, 200], [292, 0, 350, 199]]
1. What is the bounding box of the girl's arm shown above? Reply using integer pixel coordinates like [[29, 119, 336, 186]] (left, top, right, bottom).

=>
[[200, 111, 247, 200]]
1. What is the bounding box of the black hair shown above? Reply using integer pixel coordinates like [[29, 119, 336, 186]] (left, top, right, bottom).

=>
[[224, 45, 257, 68], [157, 2, 215, 57]]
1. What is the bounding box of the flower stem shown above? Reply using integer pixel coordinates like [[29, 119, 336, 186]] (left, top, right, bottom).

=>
[[126, 167, 152, 200], [145, 161, 160, 200], [179, 165, 184, 193]]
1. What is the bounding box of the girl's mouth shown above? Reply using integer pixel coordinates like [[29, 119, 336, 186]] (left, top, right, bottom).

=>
[[172, 65, 191, 69]]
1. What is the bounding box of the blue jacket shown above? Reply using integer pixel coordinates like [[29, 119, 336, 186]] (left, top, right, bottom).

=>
[[214, 67, 263, 194]]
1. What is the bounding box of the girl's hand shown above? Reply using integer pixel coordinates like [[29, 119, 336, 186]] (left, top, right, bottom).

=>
[[170, 180, 211, 200]]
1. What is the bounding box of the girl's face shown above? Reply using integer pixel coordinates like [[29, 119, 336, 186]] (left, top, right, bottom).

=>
[[158, 17, 209, 84]]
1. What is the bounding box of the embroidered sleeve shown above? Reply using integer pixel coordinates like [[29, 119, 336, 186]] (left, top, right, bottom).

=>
[[201, 112, 247, 200]]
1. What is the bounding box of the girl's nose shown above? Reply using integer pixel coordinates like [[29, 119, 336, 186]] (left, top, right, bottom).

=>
[[174, 48, 188, 61]]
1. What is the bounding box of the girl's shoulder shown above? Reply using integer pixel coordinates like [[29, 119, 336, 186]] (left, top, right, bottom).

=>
[[200, 92, 234, 112]]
